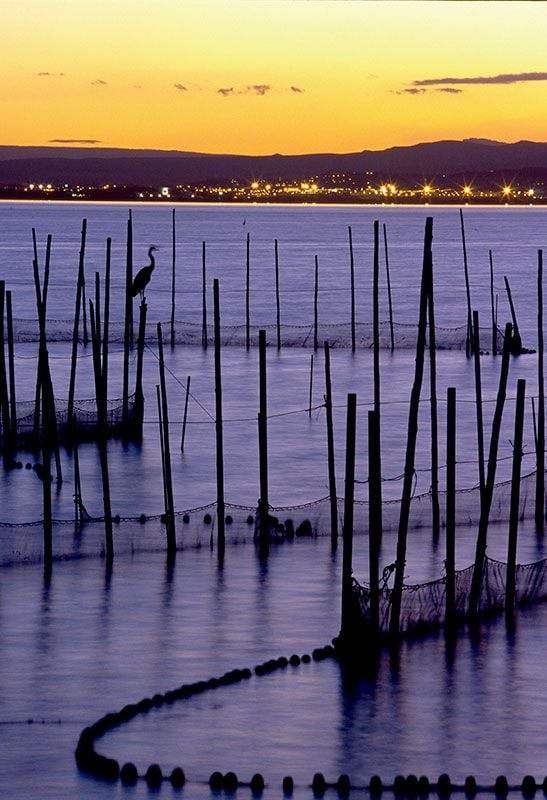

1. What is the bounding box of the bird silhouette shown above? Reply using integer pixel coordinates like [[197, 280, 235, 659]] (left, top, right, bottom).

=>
[[131, 245, 158, 301]]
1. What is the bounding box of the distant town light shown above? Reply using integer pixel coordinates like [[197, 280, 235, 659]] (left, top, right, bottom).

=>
[[301, 182, 309, 190], [463, 185, 472, 195], [528, 188, 535, 197], [161, 187, 170, 196], [251, 181, 259, 189], [380, 184, 388, 196], [265, 184, 271, 190], [503, 185, 511, 196], [423, 184, 431, 194]]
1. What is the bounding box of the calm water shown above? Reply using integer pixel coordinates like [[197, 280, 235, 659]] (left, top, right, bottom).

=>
[[1, 202, 547, 798]]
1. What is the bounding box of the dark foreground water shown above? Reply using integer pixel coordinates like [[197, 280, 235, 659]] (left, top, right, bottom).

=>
[[2, 539, 547, 800]]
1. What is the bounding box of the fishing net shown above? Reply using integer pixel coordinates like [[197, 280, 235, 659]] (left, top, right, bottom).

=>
[[0, 468, 543, 567], [350, 555, 547, 635], [10, 318, 505, 351]]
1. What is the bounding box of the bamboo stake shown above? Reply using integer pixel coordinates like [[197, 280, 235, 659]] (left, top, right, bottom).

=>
[[313, 255, 319, 352], [459, 208, 473, 357], [383, 223, 395, 353], [428, 246, 440, 540], [489, 250, 497, 355], [373, 220, 383, 539], [170, 208, 176, 348], [536, 250, 544, 529], [308, 354, 314, 417], [506, 378, 526, 625], [41, 360, 52, 571], [73, 439, 83, 528], [67, 219, 86, 427], [201, 241, 208, 349], [368, 408, 381, 636], [340, 393, 357, 643], [0, 283, 11, 453], [445, 387, 456, 629], [180, 376, 191, 452], [122, 214, 132, 427], [102, 237, 111, 424], [213, 278, 225, 559], [274, 239, 281, 350], [503, 276, 522, 353], [134, 299, 147, 434], [157, 322, 177, 556], [390, 217, 433, 637], [258, 329, 269, 547], [6, 290, 16, 440], [348, 226, 355, 353], [469, 322, 512, 620], [156, 385, 168, 513], [473, 311, 486, 505], [246, 231, 251, 350], [324, 341, 338, 549]]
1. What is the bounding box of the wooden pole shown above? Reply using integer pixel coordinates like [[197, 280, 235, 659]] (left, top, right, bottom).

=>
[[445, 387, 456, 629], [503, 276, 522, 353], [246, 231, 251, 350], [506, 378, 526, 625], [368, 408, 381, 636], [535, 250, 544, 529], [41, 359, 52, 571], [180, 375, 191, 452], [473, 311, 486, 504], [6, 290, 16, 441], [459, 208, 473, 358], [469, 322, 512, 620], [213, 278, 225, 559], [274, 239, 281, 350], [324, 341, 338, 549], [489, 250, 497, 355], [157, 322, 177, 556], [73, 439, 83, 528], [373, 220, 383, 538], [0, 283, 11, 453], [314, 255, 319, 352], [258, 329, 269, 547], [390, 217, 433, 638], [348, 226, 356, 353], [156, 385, 168, 513], [134, 299, 148, 434], [67, 219, 86, 427], [340, 393, 357, 642], [428, 246, 440, 540], [122, 214, 132, 427], [170, 208, 176, 348], [102, 237, 111, 426], [308, 354, 314, 417], [201, 241, 208, 349], [383, 223, 395, 353]]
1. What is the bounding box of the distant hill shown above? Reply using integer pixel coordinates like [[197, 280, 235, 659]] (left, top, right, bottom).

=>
[[1, 139, 547, 185]]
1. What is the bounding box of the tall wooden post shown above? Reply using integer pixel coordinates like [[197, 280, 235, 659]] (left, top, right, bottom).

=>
[[0, 283, 11, 452], [368, 408, 381, 636], [340, 393, 357, 642], [201, 241, 208, 349], [180, 376, 191, 452], [6, 290, 16, 441], [506, 378, 526, 625], [213, 279, 225, 559], [489, 250, 497, 355], [122, 214, 133, 427], [428, 249, 440, 540], [324, 341, 338, 549], [41, 361, 52, 572], [383, 223, 395, 353], [308, 354, 314, 417], [258, 329, 269, 547], [390, 217, 433, 637], [313, 255, 319, 352], [445, 387, 456, 629], [469, 323, 512, 620], [348, 226, 356, 353], [134, 299, 148, 434], [246, 232, 251, 350], [170, 208, 176, 348], [372, 221, 383, 538], [459, 208, 473, 357], [68, 219, 86, 427], [274, 239, 281, 350], [157, 322, 177, 557], [102, 237, 111, 423], [473, 311, 486, 504], [535, 250, 544, 529]]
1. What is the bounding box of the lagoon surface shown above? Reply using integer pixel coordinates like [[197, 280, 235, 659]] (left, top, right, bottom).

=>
[[1, 203, 547, 798]]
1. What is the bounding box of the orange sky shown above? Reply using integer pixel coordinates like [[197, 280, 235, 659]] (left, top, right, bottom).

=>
[[2, 1, 547, 154]]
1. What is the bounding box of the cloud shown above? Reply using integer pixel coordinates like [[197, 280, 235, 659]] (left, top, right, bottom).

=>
[[413, 71, 547, 87], [394, 87, 427, 95], [48, 138, 101, 144], [35, 71, 64, 77], [246, 84, 270, 95], [133, 84, 142, 89], [290, 85, 304, 93], [435, 87, 463, 94], [91, 79, 107, 86], [174, 83, 188, 92], [217, 87, 235, 96]]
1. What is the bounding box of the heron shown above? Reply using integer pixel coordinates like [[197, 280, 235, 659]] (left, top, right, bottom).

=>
[[131, 245, 158, 301]]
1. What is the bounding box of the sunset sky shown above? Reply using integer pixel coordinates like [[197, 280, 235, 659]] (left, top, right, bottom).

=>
[[3, 0, 547, 154]]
